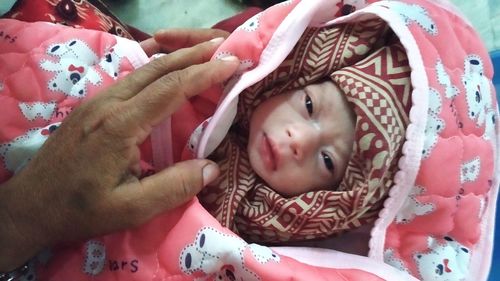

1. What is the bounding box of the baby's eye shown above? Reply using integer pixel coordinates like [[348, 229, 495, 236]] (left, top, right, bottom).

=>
[[321, 152, 334, 173], [305, 94, 313, 116]]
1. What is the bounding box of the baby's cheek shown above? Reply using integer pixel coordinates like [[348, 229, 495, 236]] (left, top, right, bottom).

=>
[[271, 167, 319, 197]]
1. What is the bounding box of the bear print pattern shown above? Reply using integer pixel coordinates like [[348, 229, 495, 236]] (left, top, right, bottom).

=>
[[237, 13, 262, 32], [376, 1, 438, 35], [83, 240, 106, 276], [18, 102, 57, 121], [462, 55, 493, 128], [0, 122, 61, 173], [179, 227, 279, 281], [98, 43, 126, 79], [395, 185, 435, 224], [422, 88, 444, 158], [40, 39, 102, 98], [414, 236, 470, 281]]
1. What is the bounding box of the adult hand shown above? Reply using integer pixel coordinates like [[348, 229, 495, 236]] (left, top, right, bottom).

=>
[[0, 32, 239, 271], [140, 28, 230, 56]]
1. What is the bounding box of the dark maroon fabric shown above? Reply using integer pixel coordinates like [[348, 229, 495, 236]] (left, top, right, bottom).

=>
[[1, 0, 140, 40], [212, 7, 263, 33], [2, 0, 263, 40], [241, 0, 286, 8]]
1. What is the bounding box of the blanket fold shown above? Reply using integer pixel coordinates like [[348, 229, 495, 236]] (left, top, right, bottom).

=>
[[199, 19, 413, 243]]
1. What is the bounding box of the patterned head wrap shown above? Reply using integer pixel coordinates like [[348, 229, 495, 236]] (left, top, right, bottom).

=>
[[199, 19, 412, 243]]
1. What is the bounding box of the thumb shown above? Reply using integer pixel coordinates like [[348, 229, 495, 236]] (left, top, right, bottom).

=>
[[115, 160, 220, 224]]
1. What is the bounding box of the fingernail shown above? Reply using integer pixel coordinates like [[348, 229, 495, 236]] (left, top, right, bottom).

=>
[[202, 163, 219, 186], [209, 37, 225, 44], [220, 55, 238, 62]]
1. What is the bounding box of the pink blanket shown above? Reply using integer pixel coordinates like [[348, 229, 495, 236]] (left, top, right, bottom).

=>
[[0, 0, 497, 280]]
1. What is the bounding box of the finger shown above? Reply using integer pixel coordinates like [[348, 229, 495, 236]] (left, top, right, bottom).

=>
[[110, 37, 226, 101], [118, 55, 239, 130], [153, 28, 230, 52], [114, 160, 220, 225], [140, 38, 161, 57]]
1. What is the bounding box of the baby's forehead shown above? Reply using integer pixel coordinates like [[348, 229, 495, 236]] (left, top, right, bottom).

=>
[[302, 81, 344, 103]]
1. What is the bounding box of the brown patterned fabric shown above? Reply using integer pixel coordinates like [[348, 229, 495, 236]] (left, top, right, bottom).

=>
[[199, 19, 412, 243], [2, 0, 135, 40]]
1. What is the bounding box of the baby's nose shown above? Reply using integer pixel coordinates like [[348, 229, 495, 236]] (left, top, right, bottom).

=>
[[286, 124, 319, 160]]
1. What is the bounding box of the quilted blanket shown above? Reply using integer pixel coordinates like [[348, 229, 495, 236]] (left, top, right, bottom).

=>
[[0, 0, 498, 280]]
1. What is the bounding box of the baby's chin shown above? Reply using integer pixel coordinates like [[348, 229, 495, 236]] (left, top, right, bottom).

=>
[[259, 173, 339, 198]]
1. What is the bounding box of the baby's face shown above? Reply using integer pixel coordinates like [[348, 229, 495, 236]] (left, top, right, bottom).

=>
[[248, 80, 356, 197]]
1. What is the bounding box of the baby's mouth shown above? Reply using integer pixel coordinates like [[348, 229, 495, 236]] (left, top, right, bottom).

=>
[[261, 133, 278, 171]]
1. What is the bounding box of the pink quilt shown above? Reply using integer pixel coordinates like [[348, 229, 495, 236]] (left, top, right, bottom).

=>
[[0, 0, 498, 280]]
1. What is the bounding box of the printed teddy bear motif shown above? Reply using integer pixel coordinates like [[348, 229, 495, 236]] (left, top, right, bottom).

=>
[[215, 52, 255, 76], [214, 266, 238, 281], [0, 122, 61, 173], [18, 102, 57, 121], [483, 109, 497, 142], [248, 244, 279, 264], [40, 39, 102, 98], [395, 185, 435, 224], [237, 12, 262, 32], [414, 236, 470, 281], [481, 102, 498, 145], [384, 248, 412, 274], [44, 38, 97, 60], [460, 157, 481, 184], [180, 227, 280, 281], [376, 1, 437, 35], [422, 88, 445, 158], [99, 43, 126, 79], [236, 59, 256, 76], [436, 60, 459, 99], [83, 240, 106, 276], [462, 55, 493, 128]]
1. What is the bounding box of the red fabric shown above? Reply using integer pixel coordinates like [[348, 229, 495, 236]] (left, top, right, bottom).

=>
[[1, 0, 136, 40], [125, 24, 151, 41], [2, 0, 264, 41]]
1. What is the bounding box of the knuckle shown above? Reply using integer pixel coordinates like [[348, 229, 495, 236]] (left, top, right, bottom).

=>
[[191, 42, 214, 61], [158, 71, 187, 98], [149, 54, 172, 72], [99, 104, 129, 136], [162, 70, 185, 89]]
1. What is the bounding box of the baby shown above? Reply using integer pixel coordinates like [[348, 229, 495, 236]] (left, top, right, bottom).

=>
[[198, 19, 411, 243], [247, 80, 356, 197]]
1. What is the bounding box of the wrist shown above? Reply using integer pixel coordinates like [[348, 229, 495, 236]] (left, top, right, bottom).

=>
[[0, 180, 45, 271]]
